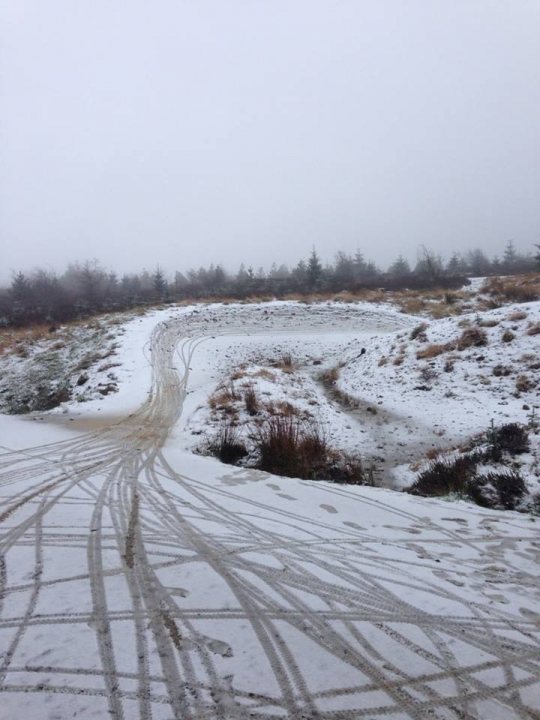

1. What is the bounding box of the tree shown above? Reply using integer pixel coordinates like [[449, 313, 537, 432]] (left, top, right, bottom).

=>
[[334, 252, 355, 285], [307, 248, 323, 289], [388, 255, 411, 276], [152, 267, 167, 300], [502, 240, 518, 271], [414, 246, 443, 282]]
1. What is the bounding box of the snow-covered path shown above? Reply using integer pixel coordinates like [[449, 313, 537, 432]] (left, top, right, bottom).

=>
[[1, 312, 539, 719]]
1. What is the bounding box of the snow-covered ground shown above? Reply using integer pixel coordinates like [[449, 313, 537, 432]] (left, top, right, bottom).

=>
[[0, 296, 539, 719]]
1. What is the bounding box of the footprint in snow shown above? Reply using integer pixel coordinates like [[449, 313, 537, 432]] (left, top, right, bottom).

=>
[[343, 521, 366, 530], [277, 493, 296, 501], [320, 504, 338, 514], [205, 638, 233, 657], [266, 483, 280, 490]]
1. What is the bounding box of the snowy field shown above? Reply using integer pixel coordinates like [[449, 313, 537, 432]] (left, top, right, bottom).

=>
[[0, 298, 539, 719]]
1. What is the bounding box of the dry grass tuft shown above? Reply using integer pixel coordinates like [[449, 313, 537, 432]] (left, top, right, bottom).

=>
[[457, 326, 488, 350], [416, 341, 456, 360], [320, 366, 340, 386]]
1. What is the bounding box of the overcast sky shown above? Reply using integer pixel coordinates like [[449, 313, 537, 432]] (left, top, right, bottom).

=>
[[1, 0, 539, 282]]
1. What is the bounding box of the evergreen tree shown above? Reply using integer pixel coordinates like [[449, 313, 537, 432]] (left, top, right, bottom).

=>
[[307, 249, 323, 289], [388, 255, 410, 275], [152, 267, 167, 299]]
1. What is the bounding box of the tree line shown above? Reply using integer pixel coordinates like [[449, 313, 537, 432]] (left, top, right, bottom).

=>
[[1, 241, 538, 327]]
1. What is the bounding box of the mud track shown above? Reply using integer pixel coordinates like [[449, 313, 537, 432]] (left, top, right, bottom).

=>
[[0, 309, 539, 719]]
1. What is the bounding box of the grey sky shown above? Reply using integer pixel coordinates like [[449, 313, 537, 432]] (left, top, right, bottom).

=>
[[1, 0, 539, 282]]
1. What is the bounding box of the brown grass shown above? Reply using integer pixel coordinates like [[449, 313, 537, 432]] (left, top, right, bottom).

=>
[[457, 326, 488, 350], [508, 310, 528, 321], [481, 274, 540, 303], [243, 385, 259, 415], [320, 366, 340, 385], [416, 341, 456, 359], [516, 374, 535, 393], [253, 368, 276, 381]]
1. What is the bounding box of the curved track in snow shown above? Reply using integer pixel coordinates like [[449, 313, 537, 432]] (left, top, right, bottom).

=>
[[0, 311, 539, 719]]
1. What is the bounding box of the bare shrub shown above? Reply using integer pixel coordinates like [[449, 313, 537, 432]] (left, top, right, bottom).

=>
[[378, 356, 387, 366], [527, 322, 540, 336], [508, 310, 527, 321], [457, 326, 488, 350], [478, 319, 498, 327]]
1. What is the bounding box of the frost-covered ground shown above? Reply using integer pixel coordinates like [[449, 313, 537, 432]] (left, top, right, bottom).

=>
[[0, 296, 539, 719], [178, 300, 540, 499]]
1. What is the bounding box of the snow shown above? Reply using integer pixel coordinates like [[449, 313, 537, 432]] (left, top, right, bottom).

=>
[[0, 296, 539, 718]]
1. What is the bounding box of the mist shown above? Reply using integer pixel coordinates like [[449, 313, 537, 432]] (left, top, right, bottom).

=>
[[1, 0, 539, 282]]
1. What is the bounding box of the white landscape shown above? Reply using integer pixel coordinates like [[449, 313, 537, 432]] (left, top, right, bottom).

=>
[[0, 298, 539, 719]]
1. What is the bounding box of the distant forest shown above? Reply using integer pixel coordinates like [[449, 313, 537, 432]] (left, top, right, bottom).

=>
[[2, 242, 539, 327]]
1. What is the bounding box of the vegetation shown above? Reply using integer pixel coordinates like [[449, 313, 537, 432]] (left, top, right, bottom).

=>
[[408, 422, 534, 512], [2, 241, 538, 328]]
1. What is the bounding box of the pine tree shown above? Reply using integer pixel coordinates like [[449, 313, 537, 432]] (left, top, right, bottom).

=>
[[152, 267, 167, 299], [307, 249, 323, 289]]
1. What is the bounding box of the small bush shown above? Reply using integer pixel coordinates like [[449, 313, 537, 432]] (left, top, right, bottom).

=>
[[410, 322, 428, 340], [409, 455, 477, 497], [493, 364, 512, 377], [419, 365, 437, 382], [256, 417, 366, 483], [257, 417, 325, 479], [501, 329, 515, 343], [491, 422, 530, 455], [467, 471, 527, 510], [320, 366, 340, 386], [275, 353, 295, 372], [516, 374, 534, 394], [208, 421, 247, 464], [457, 326, 488, 350]]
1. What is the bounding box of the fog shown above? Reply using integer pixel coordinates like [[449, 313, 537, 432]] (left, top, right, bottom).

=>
[[1, 0, 539, 282]]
